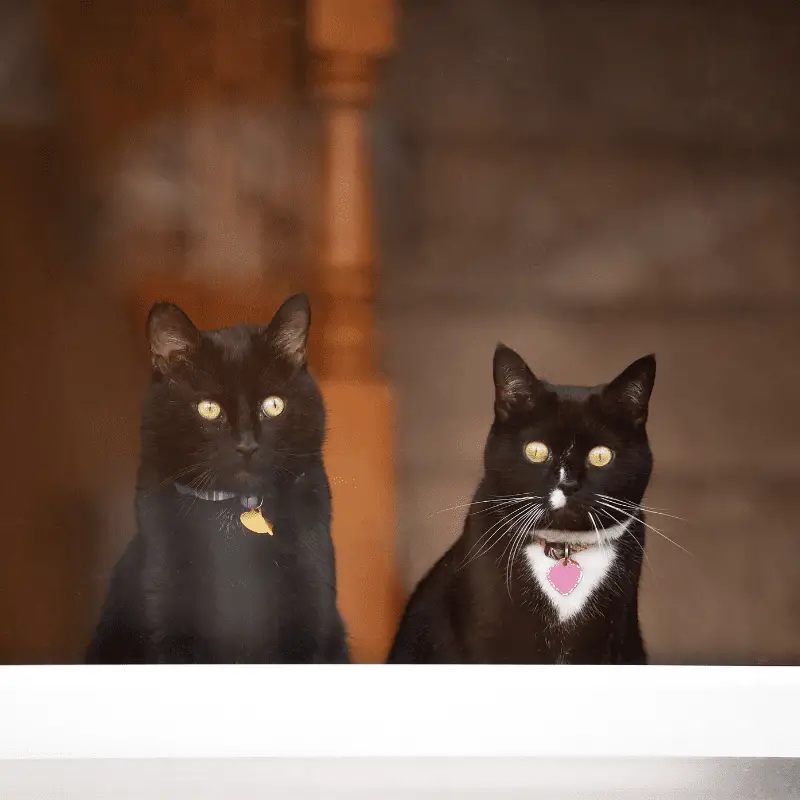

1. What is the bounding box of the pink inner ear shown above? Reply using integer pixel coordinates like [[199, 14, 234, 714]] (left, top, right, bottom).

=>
[[547, 560, 582, 595]]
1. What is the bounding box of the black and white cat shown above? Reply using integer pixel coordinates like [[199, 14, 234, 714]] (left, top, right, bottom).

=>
[[86, 294, 349, 663], [388, 345, 656, 664]]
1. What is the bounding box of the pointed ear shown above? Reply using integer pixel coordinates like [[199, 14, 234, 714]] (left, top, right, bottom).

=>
[[603, 354, 656, 426], [147, 302, 199, 373], [493, 344, 540, 422], [263, 293, 311, 369]]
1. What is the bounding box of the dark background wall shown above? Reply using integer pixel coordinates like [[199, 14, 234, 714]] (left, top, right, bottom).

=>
[[376, 0, 800, 664]]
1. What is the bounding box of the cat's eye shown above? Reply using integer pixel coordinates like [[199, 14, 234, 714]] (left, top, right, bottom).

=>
[[261, 396, 285, 418], [524, 441, 550, 464], [197, 400, 222, 421], [587, 445, 614, 468]]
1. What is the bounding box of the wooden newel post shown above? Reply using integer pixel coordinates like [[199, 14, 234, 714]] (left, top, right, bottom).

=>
[[308, 0, 402, 663], [309, 0, 394, 379]]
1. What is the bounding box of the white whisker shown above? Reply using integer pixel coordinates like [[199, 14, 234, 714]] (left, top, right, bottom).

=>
[[594, 504, 654, 573], [587, 511, 604, 552], [505, 506, 545, 597], [428, 493, 545, 519], [458, 500, 539, 570], [597, 493, 686, 522], [595, 498, 692, 556]]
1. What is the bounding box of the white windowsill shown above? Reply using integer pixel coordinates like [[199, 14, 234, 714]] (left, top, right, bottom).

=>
[[0, 665, 797, 760]]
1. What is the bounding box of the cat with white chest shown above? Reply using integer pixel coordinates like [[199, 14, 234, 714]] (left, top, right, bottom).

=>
[[388, 345, 656, 664]]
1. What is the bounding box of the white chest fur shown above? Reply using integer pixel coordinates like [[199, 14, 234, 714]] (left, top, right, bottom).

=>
[[523, 522, 631, 623]]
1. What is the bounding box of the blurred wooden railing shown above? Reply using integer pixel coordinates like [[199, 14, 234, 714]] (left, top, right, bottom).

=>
[[308, 0, 401, 663]]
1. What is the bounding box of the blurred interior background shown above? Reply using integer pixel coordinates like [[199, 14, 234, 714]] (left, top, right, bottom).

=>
[[0, 0, 798, 665]]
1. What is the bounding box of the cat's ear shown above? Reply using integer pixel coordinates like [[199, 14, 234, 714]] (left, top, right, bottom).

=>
[[493, 344, 540, 422], [147, 302, 200, 373], [603, 354, 656, 426], [263, 293, 311, 369]]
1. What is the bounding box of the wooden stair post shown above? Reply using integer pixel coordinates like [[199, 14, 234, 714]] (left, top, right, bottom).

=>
[[308, 0, 402, 663]]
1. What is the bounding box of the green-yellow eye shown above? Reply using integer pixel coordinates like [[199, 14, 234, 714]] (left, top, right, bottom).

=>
[[587, 445, 614, 468], [261, 396, 285, 418], [197, 400, 222, 421], [524, 441, 550, 464]]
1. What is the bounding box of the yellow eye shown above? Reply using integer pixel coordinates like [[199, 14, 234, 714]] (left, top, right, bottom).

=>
[[197, 400, 222, 421], [524, 441, 550, 463], [261, 396, 285, 418], [587, 445, 614, 468]]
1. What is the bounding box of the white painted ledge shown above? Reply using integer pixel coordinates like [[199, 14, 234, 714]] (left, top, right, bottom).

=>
[[0, 665, 797, 759], [1, 758, 799, 800]]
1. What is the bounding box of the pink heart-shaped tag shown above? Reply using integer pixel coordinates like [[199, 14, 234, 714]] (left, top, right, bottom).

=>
[[547, 559, 583, 596]]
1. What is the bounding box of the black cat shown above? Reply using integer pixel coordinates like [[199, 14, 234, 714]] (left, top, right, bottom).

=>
[[388, 345, 656, 664], [86, 294, 349, 663]]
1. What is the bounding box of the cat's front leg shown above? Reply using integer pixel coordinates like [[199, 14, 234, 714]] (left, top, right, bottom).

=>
[[147, 631, 199, 664], [322, 621, 351, 664], [615, 630, 648, 665]]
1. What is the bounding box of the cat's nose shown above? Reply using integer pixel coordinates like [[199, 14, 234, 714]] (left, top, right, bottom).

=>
[[235, 436, 260, 458], [559, 477, 580, 495]]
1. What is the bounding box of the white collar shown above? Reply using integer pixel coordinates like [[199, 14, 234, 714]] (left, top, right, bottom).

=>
[[174, 483, 261, 509]]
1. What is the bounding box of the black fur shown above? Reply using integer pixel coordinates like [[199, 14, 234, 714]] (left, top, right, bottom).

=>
[[86, 294, 349, 663], [388, 346, 656, 664]]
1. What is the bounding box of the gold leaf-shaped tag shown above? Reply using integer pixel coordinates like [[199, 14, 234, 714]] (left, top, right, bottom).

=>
[[240, 508, 274, 535]]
